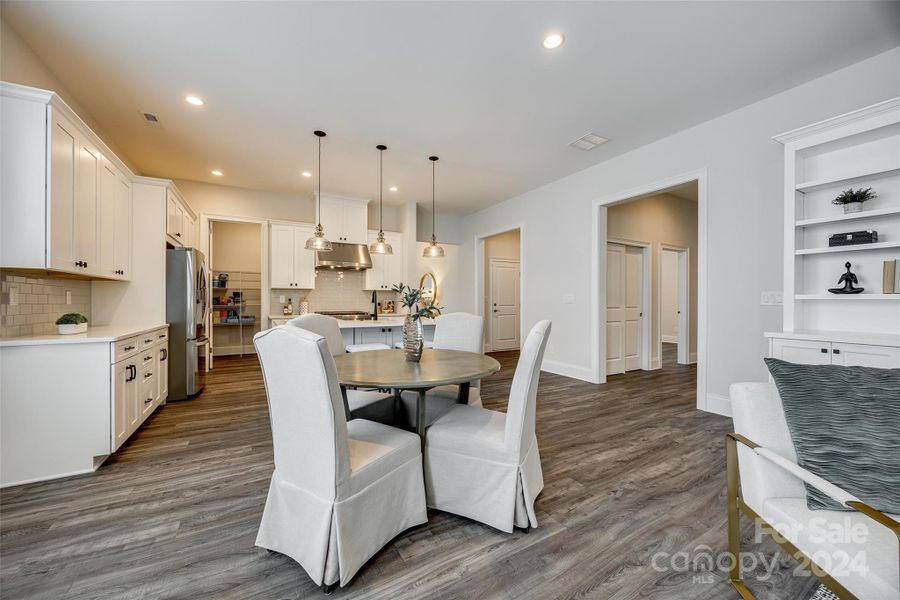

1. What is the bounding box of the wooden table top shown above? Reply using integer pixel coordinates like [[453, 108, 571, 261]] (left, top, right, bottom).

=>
[[333, 349, 500, 389]]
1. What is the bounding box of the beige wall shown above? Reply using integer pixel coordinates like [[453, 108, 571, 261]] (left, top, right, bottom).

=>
[[1, 17, 139, 174], [483, 229, 520, 346], [607, 192, 698, 367], [211, 221, 261, 273]]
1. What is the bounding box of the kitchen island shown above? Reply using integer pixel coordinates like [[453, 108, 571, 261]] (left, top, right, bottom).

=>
[[268, 314, 436, 347]]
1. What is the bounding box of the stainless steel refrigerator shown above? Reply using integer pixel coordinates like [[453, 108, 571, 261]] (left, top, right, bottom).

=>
[[166, 247, 208, 400]]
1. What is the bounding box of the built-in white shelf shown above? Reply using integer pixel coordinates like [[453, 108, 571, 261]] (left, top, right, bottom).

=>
[[795, 164, 900, 193], [795, 240, 900, 255], [795, 294, 900, 300], [795, 207, 900, 227]]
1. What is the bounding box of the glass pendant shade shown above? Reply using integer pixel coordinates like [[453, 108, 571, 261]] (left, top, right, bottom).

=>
[[422, 155, 444, 258], [305, 223, 333, 251], [370, 230, 393, 255], [423, 237, 444, 258], [308, 130, 333, 251], [369, 144, 393, 255]]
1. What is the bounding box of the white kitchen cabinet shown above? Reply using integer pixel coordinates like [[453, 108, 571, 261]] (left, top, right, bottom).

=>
[[768, 333, 900, 368], [166, 187, 196, 248], [99, 160, 132, 279], [365, 230, 405, 290], [357, 326, 393, 346], [157, 343, 169, 403], [1, 82, 132, 280], [270, 222, 317, 289], [112, 359, 137, 452], [317, 194, 369, 244]]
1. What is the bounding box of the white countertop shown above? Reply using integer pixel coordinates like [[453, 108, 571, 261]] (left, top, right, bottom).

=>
[[268, 315, 435, 329], [0, 323, 169, 347], [765, 330, 900, 346]]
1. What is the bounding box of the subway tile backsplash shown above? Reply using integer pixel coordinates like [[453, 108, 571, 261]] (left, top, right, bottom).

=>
[[270, 270, 397, 316], [0, 272, 92, 338]]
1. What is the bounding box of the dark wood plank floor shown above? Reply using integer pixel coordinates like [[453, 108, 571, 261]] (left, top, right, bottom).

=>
[[1, 349, 819, 599]]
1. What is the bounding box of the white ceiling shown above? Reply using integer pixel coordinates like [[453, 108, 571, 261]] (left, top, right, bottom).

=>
[[4, 2, 899, 214]]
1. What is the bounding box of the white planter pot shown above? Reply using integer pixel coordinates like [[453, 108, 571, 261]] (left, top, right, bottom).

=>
[[57, 322, 88, 335], [843, 203, 864, 214]]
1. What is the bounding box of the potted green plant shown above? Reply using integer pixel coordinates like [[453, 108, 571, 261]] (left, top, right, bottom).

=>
[[392, 283, 442, 362], [832, 187, 876, 214], [55, 313, 89, 335]]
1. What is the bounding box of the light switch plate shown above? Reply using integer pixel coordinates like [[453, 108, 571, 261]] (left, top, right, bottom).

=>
[[760, 291, 783, 306], [66, 291, 72, 305], [562, 293, 575, 304], [279, 295, 286, 304]]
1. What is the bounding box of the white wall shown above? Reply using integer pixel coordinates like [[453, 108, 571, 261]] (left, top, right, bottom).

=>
[[607, 192, 697, 365], [211, 221, 261, 273], [416, 242, 463, 314], [458, 47, 900, 412], [660, 249, 679, 343]]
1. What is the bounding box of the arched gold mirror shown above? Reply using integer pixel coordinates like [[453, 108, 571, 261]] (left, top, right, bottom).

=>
[[419, 272, 438, 306]]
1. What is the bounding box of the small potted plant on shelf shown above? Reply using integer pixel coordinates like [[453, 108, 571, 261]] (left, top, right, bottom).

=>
[[392, 282, 442, 362], [832, 187, 876, 214], [55, 313, 88, 335]]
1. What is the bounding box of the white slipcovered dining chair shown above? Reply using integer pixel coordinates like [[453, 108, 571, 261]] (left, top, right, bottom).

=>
[[424, 320, 551, 533], [253, 325, 427, 592], [399, 312, 485, 428], [288, 314, 392, 415]]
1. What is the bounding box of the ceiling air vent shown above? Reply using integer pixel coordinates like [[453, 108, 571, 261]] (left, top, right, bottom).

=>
[[141, 111, 162, 129], [568, 132, 608, 151]]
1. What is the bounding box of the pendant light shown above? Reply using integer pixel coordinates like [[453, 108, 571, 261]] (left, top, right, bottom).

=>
[[369, 144, 393, 255], [305, 130, 333, 252], [422, 155, 444, 258]]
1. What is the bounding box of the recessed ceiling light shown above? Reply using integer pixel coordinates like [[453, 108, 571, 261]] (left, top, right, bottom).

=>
[[301, 171, 312, 177], [185, 95, 205, 106], [211, 170, 223, 176], [542, 33, 565, 50], [389, 186, 398, 192]]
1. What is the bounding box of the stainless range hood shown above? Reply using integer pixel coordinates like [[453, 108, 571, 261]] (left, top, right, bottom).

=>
[[316, 242, 373, 270]]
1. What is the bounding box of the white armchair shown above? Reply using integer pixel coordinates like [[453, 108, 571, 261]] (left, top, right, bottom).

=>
[[729, 382, 899, 600], [288, 314, 392, 416], [253, 325, 427, 592], [424, 320, 551, 533]]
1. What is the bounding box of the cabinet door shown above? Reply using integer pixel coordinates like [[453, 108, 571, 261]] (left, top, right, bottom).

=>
[[114, 176, 132, 279], [166, 193, 180, 240], [112, 362, 131, 452], [293, 225, 317, 288], [182, 213, 194, 248], [357, 327, 390, 345], [173, 201, 185, 244], [381, 232, 404, 290], [270, 224, 295, 288], [98, 161, 118, 277], [341, 200, 368, 244], [831, 343, 900, 368], [126, 361, 140, 435], [76, 140, 101, 274], [364, 231, 384, 290], [318, 197, 343, 241], [771, 338, 832, 365], [49, 113, 77, 271], [157, 343, 169, 403]]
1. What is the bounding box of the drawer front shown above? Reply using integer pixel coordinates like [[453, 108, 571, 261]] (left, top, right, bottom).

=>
[[141, 328, 168, 350], [139, 367, 156, 417], [139, 348, 155, 368], [115, 336, 140, 362]]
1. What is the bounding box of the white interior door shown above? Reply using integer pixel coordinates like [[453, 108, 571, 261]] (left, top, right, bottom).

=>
[[606, 243, 643, 375], [490, 259, 520, 351]]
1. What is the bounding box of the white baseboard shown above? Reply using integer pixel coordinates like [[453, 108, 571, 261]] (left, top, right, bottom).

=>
[[704, 393, 732, 417], [541, 359, 598, 383], [661, 335, 678, 344]]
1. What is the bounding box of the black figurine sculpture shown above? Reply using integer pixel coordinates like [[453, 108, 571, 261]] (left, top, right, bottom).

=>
[[828, 262, 864, 294]]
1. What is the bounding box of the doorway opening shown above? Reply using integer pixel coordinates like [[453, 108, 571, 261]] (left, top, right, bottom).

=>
[[475, 227, 522, 352], [601, 179, 699, 381]]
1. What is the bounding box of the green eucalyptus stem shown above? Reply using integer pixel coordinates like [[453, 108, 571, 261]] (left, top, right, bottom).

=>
[[391, 282, 443, 321]]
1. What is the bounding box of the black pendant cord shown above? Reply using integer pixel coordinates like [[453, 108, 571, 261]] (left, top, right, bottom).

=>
[[379, 146, 384, 232], [315, 130, 326, 228], [430, 156, 438, 242]]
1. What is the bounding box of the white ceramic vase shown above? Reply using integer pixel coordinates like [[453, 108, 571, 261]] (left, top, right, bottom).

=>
[[843, 202, 864, 214], [58, 322, 88, 335]]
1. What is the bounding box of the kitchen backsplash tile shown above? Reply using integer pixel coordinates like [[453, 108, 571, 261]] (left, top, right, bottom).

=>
[[0, 272, 92, 338], [270, 270, 397, 316]]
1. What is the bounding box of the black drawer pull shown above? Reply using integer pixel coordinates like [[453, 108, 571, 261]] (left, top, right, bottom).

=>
[[144, 372, 152, 378], [145, 398, 153, 404], [833, 349, 841, 354], [159, 334, 166, 339], [820, 348, 828, 353], [124, 345, 135, 351]]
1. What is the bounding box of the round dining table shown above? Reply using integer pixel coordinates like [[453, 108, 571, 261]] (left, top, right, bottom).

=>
[[333, 348, 501, 445]]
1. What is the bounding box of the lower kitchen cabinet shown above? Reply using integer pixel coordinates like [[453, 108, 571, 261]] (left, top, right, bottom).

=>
[[1, 324, 170, 487], [767, 332, 900, 368]]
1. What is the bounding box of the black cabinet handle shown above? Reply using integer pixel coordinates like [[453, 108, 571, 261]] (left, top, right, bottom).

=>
[[159, 333, 166, 339], [176, 233, 182, 237], [161, 349, 168, 361], [144, 339, 152, 344], [144, 372, 152, 379], [833, 349, 841, 354], [145, 397, 153, 404], [126, 365, 136, 382], [820, 348, 828, 354], [144, 355, 152, 362], [124, 345, 135, 351]]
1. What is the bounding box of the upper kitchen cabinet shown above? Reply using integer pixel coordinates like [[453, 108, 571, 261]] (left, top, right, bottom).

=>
[[364, 230, 405, 290], [1, 82, 133, 280], [166, 187, 197, 248], [270, 221, 316, 289], [316, 193, 369, 244]]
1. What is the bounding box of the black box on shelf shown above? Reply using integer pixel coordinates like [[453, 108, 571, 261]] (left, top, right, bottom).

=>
[[828, 230, 878, 247]]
